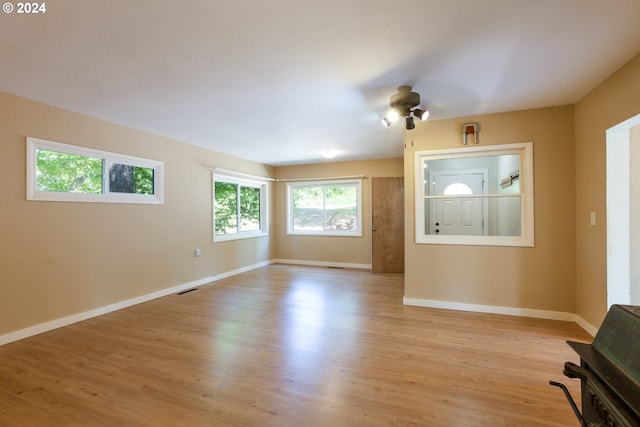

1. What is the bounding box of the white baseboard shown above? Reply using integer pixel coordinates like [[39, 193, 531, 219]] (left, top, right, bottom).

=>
[[271, 258, 371, 270], [574, 315, 599, 337], [403, 297, 597, 336], [0, 261, 273, 346]]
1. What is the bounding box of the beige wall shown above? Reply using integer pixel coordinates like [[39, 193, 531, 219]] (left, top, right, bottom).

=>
[[404, 106, 576, 313], [274, 158, 403, 266], [574, 53, 640, 328], [0, 92, 275, 335]]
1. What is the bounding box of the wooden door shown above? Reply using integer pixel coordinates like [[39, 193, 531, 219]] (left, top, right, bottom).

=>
[[371, 177, 404, 273]]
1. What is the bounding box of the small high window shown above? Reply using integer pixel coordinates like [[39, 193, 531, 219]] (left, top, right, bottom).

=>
[[26, 137, 164, 204]]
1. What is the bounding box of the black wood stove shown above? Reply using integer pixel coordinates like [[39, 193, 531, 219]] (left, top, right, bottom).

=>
[[550, 305, 640, 427]]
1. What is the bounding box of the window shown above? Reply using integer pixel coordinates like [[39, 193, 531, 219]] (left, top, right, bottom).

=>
[[213, 174, 268, 242], [415, 142, 534, 247], [287, 180, 362, 236], [26, 137, 164, 204]]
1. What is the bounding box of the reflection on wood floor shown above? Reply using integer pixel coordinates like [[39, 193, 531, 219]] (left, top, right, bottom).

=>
[[0, 264, 591, 426]]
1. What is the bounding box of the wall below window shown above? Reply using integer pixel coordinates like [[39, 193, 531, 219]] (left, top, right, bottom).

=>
[[0, 92, 274, 337]]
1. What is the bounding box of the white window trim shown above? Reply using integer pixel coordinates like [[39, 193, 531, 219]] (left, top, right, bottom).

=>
[[286, 179, 363, 237], [415, 142, 534, 247], [26, 137, 164, 204], [213, 173, 269, 242]]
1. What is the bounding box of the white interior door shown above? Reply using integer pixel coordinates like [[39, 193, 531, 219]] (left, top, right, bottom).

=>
[[429, 171, 487, 236]]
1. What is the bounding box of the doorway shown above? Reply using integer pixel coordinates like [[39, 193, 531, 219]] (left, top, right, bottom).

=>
[[606, 114, 640, 307], [371, 177, 404, 273]]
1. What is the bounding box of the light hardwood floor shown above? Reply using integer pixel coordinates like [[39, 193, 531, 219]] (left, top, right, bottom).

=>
[[0, 264, 591, 426]]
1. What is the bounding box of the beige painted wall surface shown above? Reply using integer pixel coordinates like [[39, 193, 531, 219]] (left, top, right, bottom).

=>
[[0, 92, 274, 335], [404, 106, 576, 313], [575, 52, 640, 328], [274, 158, 403, 266]]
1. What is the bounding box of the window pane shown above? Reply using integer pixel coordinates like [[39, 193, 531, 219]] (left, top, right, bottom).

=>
[[133, 166, 155, 195], [426, 197, 486, 236], [214, 182, 238, 235], [424, 196, 522, 236], [324, 186, 357, 230], [292, 186, 324, 231], [108, 163, 155, 194], [240, 186, 260, 231], [289, 182, 361, 235], [424, 154, 519, 182], [36, 148, 102, 193], [490, 197, 521, 236]]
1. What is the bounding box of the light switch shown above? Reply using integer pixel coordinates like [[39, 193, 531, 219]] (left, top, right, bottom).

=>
[[590, 212, 596, 226]]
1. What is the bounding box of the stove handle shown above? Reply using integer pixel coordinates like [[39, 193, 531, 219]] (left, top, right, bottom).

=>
[[548, 380, 588, 427]]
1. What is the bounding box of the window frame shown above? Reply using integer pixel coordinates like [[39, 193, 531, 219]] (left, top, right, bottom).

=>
[[286, 179, 363, 237], [26, 137, 164, 204], [213, 173, 269, 242], [415, 142, 534, 247]]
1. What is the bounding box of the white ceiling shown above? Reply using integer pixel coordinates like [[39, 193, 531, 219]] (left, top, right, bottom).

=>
[[1, 1, 639, 166]]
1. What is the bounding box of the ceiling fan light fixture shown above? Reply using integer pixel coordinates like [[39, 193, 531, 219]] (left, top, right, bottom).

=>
[[413, 108, 429, 121], [405, 116, 415, 130], [383, 86, 429, 129]]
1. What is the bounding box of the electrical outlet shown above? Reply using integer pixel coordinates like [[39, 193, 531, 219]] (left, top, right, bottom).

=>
[[195, 249, 201, 257]]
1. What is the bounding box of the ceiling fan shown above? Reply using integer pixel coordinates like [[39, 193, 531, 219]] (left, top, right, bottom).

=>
[[382, 85, 429, 130]]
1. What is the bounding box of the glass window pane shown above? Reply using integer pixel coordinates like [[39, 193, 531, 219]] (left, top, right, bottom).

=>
[[108, 163, 134, 193], [240, 186, 260, 231], [490, 197, 521, 236], [108, 163, 155, 194], [424, 196, 521, 236], [324, 186, 357, 230], [214, 182, 238, 235], [292, 186, 324, 231], [427, 196, 486, 236], [36, 148, 102, 193], [424, 154, 519, 178], [134, 166, 155, 195]]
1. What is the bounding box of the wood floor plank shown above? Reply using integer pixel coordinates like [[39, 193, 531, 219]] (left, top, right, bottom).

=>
[[0, 265, 591, 426]]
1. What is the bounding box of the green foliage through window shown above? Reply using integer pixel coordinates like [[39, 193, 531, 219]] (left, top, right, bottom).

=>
[[214, 179, 263, 236], [289, 182, 360, 234], [36, 149, 103, 193], [28, 137, 164, 204], [214, 182, 239, 234], [36, 149, 157, 196]]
